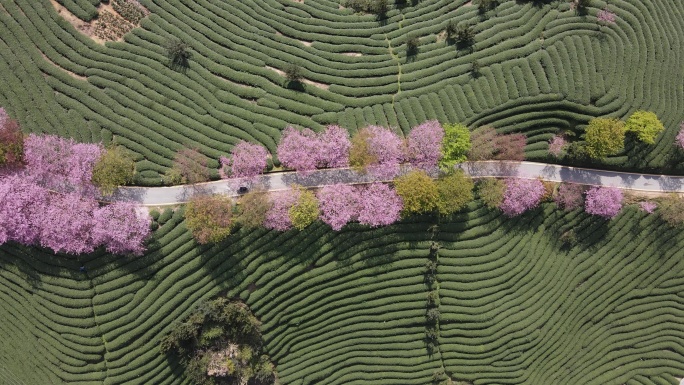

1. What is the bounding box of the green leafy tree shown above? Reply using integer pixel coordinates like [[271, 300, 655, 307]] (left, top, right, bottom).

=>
[[394, 170, 439, 216], [159, 297, 276, 385], [476, 0, 498, 13], [436, 170, 474, 216], [92, 146, 136, 196], [349, 128, 378, 172], [584, 117, 625, 158], [164, 148, 210, 185], [455, 24, 475, 49], [164, 38, 192, 69], [477, 178, 505, 209], [288, 187, 319, 230], [445, 19, 458, 38], [284, 64, 302, 83], [658, 193, 684, 227], [237, 189, 272, 229], [625, 110, 664, 145], [185, 195, 234, 244], [439, 123, 471, 171], [406, 35, 420, 56]]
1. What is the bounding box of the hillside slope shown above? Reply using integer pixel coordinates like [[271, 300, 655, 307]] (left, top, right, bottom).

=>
[[1, 203, 684, 384], [0, 0, 682, 184]]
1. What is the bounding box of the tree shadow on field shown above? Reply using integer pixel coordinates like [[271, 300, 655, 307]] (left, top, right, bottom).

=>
[[497, 205, 547, 237], [515, 0, 555, 7], [285, 80, 305, 92], [571, 215, 610, 250], [0, 244, 46, 289], [661, 148, 684, 174], [333, 218, 433, 275]]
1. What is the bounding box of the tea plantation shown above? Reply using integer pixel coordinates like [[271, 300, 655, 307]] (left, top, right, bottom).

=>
[[1, 202, 684, 384], [0, 0, 682, 185]]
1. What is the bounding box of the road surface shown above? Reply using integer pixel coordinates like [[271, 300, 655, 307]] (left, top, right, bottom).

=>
[[109, 161, 684, 206]]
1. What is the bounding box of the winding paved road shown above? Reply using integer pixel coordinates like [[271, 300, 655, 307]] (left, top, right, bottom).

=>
[[110, 161, 684, 206]]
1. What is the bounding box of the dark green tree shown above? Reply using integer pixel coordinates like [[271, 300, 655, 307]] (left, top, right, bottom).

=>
[[164, 38, 192, 69]]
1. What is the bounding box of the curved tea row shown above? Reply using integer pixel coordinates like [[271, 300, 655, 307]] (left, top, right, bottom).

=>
[[1, 202, 684, 383], [0, 0, 681, 185]]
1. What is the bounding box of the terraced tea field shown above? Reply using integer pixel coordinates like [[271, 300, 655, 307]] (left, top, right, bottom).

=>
[[1, 202, 684, 384], [0, 0, 682, 185]]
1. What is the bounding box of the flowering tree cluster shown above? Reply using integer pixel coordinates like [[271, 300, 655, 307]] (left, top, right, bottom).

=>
[[0, 114, 23, 168], [221, 141, 269, 178], [263, 189, 301, 231], [0, 173, 149, 254], [584, 186, 623, 218], [548, 135, 567, 157], [357, 183, 402, 227], [499, 178, 545, 217], [406, 120, 444, 171], [262, 182, 402, 231], [1, 134, 150, 255], [24, 134, 104, 196], [317, 183, 403, 229], [675, 122, 684, 150], [0, 175, 48, 246], [317, 184, 359, 231], [164, 148, 210, 185], [361, 125, 406, 179], [638, 201, 657, 214], [554, 183, 585, 211], [597, 8, 616, 24], [468, 126, 526, 161], [233, 122, 448, 180], [277, 125, 351, 173]]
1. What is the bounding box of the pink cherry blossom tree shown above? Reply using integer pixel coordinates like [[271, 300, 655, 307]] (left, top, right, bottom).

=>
[[494, 133, 526, 161], [357, 183, 403, 227], [406, 120, 444, 171], [39, 192, 99, 254], [23, 134, 103, 196], [364, 126, 406, 179], [277, 126, 320, 173], [0, 175, 48, 246], [585, 186, 623, 219], [597, 7, 616, 24], [554, 183, 586, 211], [499, 178, 545, 217], [548, 135, 567, 157], [0, 107, 7, 127], [317, 184, 359, 231], [277, 126, 350, 173], [319, 125, 351, 168], [263, 189, 301, 231], [93, 202, 150, 255], [2, 133, 151, 255], [638, 201, 657, 214], [222, 141, 269, 178], [675, 122, 684, 150]]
